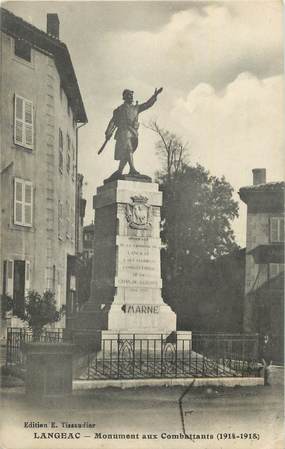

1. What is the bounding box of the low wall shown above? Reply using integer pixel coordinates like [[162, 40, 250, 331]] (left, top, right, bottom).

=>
[[73, 377, 264, 390]]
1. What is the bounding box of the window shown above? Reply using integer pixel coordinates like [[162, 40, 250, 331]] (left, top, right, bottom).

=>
[[14, 95, 34, 149], [3, 260, 14, 298], [67, 134, 71, 152], [25, 261, 30, 295], [3, 259, 30, 299], [14, 39, 31, 62], [269, 263, 284, 279], [14, 178, 33, 227], [72, 144, 76, 182], [58, 200, 63, 240], [67, 153, 71, 174], [71, 207, 75, 241], [59, 129, 63, 149], [270, 217, 284, 242], [60, 85, 63, 102], [66, 134, 71, 174], [59, 129, 63, 173], [66, 200, 70, 239]]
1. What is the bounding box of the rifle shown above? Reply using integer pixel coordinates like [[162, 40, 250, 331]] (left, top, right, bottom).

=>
[[98, 121, 116, 155], [98, 138, 109, 155]]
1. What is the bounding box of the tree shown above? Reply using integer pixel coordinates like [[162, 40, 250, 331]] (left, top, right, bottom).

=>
[[152, 124, 240, 329], [145, 121, 189, 180], [15, 290, 62, 338]]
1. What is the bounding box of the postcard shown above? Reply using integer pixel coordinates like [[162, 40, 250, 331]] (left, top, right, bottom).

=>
[[0, 1, 284, 448]]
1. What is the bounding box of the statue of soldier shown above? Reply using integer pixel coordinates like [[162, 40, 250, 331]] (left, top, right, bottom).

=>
[[100, 88, 163, 179]]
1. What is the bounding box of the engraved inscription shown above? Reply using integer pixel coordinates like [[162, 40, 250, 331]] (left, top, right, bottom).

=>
[[116, 236, 161, 288]]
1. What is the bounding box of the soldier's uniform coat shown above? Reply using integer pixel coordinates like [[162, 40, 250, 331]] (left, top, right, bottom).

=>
[[105, 94, 157, 161]]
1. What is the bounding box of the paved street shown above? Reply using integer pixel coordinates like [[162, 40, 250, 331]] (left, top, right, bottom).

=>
[[0, 367, 283, 449]]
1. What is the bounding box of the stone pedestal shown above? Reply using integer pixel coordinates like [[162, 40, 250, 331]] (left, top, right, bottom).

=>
[[24, 343, 74, 399], [77, 179, 176, 335]]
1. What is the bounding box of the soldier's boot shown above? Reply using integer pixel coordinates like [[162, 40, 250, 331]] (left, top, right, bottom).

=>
[[129, 169, 141, 176]]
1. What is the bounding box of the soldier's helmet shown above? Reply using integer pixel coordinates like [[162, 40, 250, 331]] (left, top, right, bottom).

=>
[[122, 89, 134, 100]]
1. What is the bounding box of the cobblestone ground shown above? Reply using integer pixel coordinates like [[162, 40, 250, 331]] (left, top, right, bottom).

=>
[[0, 366, 283, 449]]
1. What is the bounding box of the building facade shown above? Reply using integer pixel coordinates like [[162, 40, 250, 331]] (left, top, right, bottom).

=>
[[0, 9, 87, 331], [82, 223, 95, 260], [239, 169, 284, 363]]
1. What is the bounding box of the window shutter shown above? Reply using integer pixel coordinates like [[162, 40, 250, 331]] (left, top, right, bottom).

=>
[[24, 182, 33, 226], [14, 95, 33, 149], [269, 263, 284, 278], [59, 152, 63, 172], [66, 200, 70, 237], [25, 261, 30, 295], [4, 260, 14, 298], [269, 263, 279, 278], [67, 153, 70, 173], [14, 178, 33, 226], [59, 129, 63, 149], [59, 129, 63, 172], [14, 179, 23, 225], [58, 200, 63, 239], [57, 283, 61, 307], [14, 96, 24, 145], [270, 218, 279, 242], [24, 100, 33, 147], [71, 207, 75, 241]]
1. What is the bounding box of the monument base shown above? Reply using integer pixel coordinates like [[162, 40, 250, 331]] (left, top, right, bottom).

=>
[[104, 172, 152, 184], [69, 179, 189, 346]]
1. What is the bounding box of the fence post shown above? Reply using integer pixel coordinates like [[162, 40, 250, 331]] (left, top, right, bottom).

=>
[[6, 328, 10, 367], [132, 334, 135, 378], [175, 336, 178, 378], [216, 335, 219, 376], [87, 347, 90, 380], [160, 334, 163, 377], [117, 335, 120, 379]]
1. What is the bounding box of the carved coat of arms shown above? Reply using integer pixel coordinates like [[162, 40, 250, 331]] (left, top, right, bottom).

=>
[[125, 195, 151, 229]]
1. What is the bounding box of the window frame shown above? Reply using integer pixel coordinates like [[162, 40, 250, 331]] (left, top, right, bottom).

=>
[[58, 200, 63, 240], [66, 200, 71, 239], [14, 178, 33, 227], [270, 217, 284, 243], [14, 94, 34, 150], [66, 134, 71, 174], [59, 128, 64, 174], [14, 38, 31, 62], [269, 263, 284, 279]]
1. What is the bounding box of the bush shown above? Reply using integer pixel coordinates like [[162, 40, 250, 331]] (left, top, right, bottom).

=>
[[1, 294, 13, 318], [15, 290, 62, 338]]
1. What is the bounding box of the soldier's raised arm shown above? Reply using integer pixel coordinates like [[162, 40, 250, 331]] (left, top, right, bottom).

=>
[[138, 87, 163, 113]]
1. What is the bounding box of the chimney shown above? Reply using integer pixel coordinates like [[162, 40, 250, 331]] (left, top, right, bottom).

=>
[[252, 168, 266, 185], [47, 14, 60, 39]]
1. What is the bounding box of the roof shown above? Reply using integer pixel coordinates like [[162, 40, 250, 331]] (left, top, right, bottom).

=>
[[1, 7, 87, 123], [239, 181, 285, 205], [248, 244, 284, 264]]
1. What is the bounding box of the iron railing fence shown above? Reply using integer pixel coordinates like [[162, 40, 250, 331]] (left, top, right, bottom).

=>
[[5, 328, 261, 379], [192, 332, 259, 361], [6, 327, 65, 367], [73, 332, 261, 380]]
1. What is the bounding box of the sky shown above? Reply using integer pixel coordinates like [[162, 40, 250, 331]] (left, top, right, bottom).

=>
[[4, 0, 285, 246]]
